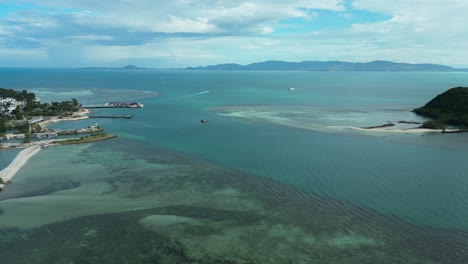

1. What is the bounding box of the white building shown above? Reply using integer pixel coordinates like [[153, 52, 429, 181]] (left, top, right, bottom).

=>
[[0, 98, 25, 113]]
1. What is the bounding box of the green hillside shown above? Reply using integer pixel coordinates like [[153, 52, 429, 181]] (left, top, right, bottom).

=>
[[413, 87, 468, 127]]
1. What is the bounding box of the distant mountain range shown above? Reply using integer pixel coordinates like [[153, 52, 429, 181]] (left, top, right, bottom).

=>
[[181, 60, 468, 72], [80, 61, 468, 72]]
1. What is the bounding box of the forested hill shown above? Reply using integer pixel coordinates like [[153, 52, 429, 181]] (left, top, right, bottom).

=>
[[413, 87, 468, 127]]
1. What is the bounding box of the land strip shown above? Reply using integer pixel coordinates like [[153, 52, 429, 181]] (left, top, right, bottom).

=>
[[0, 146, 41, 190], [53, 133, 117, 145]]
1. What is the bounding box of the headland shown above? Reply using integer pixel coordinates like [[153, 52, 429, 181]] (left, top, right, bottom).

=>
[[0, 88, 138, 190]]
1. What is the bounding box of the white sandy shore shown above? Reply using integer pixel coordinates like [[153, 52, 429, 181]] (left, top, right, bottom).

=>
[[0, 146, 42, 189], [335, 126, 452, 133], [37, 108, 91, 128], [0, 108, 92, 189]]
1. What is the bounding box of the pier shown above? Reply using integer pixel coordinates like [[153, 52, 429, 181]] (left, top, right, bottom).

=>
[[83, 102, 144, 108], [84, 106, 125, 108], [88, 115, 133, 119]]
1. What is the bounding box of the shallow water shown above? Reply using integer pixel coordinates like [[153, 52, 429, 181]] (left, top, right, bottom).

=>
[[1, 139, 466, 263], [1, 69, 468, 263]]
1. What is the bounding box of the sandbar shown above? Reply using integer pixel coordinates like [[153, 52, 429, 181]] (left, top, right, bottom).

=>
[[0, 146, 41, 189], [339, 126, 452, 133], [0, 108, 92, 190]]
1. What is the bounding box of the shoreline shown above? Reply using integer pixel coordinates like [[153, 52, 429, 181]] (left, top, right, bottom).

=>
[[1, 108, 93, 150], [36, 108, 91, 128], [340, 126, 453, 133], [53, 133, 117, 145], [0, 107, 114, 190], [0, 146, 42, 190]]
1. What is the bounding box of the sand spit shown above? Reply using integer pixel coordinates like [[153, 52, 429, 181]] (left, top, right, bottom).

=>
[[341, 126, 454, 133], [0, 107, 114, 190], [0, 146, 41, 189]]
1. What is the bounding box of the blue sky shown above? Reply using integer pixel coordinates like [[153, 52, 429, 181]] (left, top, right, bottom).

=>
[[0, 0, 467, 67]]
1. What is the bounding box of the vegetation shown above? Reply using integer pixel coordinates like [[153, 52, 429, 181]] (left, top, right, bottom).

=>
[[420, 120, 446, 129], [0, 88, 36, 102], [53, 133, 116, 144], [22, 134, 31, 143], [23, 100, 81, 116], [0, 119, 29, 135], [0, 178, 4, 184], [413, 87, 468, 127], [0, 87, 82, 134]]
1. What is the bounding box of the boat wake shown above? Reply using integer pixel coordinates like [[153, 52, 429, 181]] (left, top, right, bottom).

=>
[[156, 91, 211, 104], [183, 90, 210, 98]]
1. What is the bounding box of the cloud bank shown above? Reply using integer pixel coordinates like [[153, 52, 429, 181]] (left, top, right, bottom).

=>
[[0, 0, 467, 67]]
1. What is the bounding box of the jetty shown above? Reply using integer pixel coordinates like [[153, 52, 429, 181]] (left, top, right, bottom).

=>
[[83, 102, 144, 108], [57, 123, 103, 135], [53, 133, 117, 145], [88, 115, 133, 119]]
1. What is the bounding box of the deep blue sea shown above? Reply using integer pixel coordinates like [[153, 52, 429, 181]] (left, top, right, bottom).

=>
[[0, 69, 467, 263]]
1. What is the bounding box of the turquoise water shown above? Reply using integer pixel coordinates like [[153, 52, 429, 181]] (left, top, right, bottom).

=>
[[1, 69, 468, 263]]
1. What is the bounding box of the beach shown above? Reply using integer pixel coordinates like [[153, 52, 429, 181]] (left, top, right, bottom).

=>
[[342, 126, 446, 133], [0, 107, 93, 189], [36, 108, 91, 128], [0, 146, 41, 189]]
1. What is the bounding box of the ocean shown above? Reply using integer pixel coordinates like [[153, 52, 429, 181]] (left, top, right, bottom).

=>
[[0, 69, 467, 263]]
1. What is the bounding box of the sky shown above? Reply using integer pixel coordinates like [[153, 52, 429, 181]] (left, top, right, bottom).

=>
[[0, 0, 467, 68]]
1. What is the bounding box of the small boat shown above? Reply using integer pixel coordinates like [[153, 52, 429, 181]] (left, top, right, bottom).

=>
[[288, 87, 295, 91], [200, 119, 208, 123]]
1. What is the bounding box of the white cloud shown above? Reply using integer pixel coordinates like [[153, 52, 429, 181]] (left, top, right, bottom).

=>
[[352, 0, 468, 36], [5, 11, 59, 29], [340, 13, 353, 20], [65, 35, 114, 41], [84, 39, 221, 63], [84, 45, 171, 62], [10, 0, 344, 34], [261, 26, 274, 34], [1, 0, 468, 67], [0, 47, 47, 60], [156, 16, 222, 33]]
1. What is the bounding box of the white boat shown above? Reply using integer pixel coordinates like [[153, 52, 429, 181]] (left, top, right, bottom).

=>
[[128, 102, 144, 108]]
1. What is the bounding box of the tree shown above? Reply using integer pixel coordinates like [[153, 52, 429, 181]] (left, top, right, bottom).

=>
[[421, 120, 445, 129], [23, 134, 31, 143], [15, 112, 23, 120], [0, 119, 6, 133], [3, 102, 11, 111]]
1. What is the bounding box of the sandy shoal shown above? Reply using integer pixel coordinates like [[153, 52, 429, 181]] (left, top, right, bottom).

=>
[[0, 146, 42, 188]]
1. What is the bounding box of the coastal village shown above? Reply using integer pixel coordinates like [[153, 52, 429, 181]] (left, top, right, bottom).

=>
[[0, 88, 114, 147], [0, 87, 143, 190]]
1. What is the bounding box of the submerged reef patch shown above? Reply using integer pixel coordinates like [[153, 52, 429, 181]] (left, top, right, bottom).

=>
[[0, 138, 466, 263]]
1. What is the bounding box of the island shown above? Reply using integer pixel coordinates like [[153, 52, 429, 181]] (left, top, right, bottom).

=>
[[413, 86, 468, 130], [182, 60, 468, 72]]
